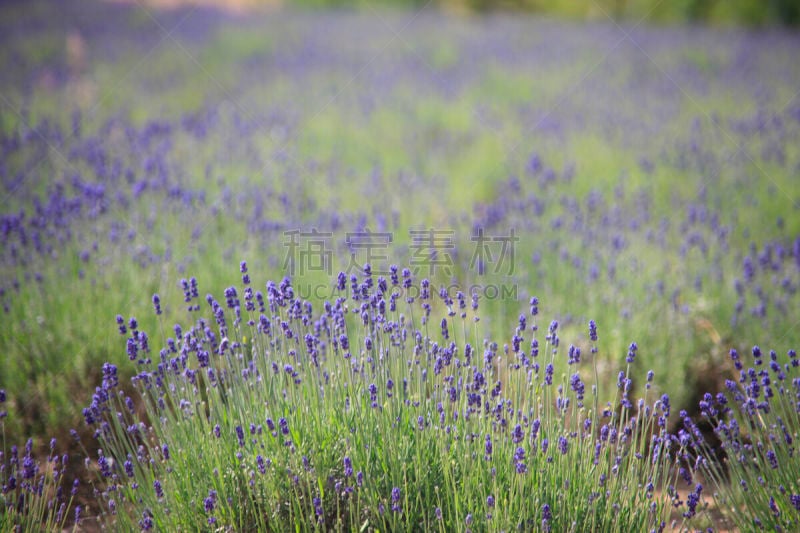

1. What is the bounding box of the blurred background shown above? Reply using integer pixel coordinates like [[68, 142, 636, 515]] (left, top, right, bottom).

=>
[[114, 0, 800, 25]]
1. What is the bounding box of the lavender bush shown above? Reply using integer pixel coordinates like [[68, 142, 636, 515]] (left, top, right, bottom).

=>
[[0, 391, 74, 532], [82, 263, 687, 531], [684, 346, 800, 530]]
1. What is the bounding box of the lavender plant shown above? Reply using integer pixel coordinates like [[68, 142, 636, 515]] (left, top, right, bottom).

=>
[[684, 346, 800, 531], [81, 263, 692, 531], [0, 390, 75, 532]]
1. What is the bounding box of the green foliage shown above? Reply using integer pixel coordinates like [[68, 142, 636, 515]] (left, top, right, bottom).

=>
[[300, 0, 800, 25]]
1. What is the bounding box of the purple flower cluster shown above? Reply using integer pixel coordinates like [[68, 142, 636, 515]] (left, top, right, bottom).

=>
[[76, 265, 660, 528], [684, 345, 800, 530], [0, 424, 74, 528]]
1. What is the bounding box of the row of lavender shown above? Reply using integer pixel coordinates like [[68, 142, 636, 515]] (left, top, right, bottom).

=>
[[2, 264, 797, 530]]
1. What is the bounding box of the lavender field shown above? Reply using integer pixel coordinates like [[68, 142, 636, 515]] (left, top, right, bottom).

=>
[[1, 0, 799, 530]]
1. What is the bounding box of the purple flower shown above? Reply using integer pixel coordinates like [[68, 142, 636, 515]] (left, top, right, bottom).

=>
[[529, 296, 538, 316], [22, 455, 37, 479], [558, 436, 568, 455], [660, 394, 670, 417], [152, 294, 162, 315], [514, 446, 527, 473], [545, 364, 554, 385], [139, 511, 153, 530], [391, 486, 402, 513], [769, 496, 780, 516], [204, 489, 217, 512], [570, 373, 585, 402], [116, 315, 127, 335], [730, 348, 743, 370], [124, 459, 134, 477], [154, 479, 164, 499], [588, 320, 597, 342], [512, 424, 524, 444], [343, 456, 353, 478], [126, 338, 138, 361], [97, 452, 111, 478], [683, 483, 703, 518], [542, 503, 552, 532], [531, 418, 541, 441], [767, 450, 779, 469], [313, 496, 323, 518], [790, 494, 800, 511], [514, 447, 525, 461], [626, 342, 637, 363], [567, 344, 581, 364], [339, 334, 350, 351]]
